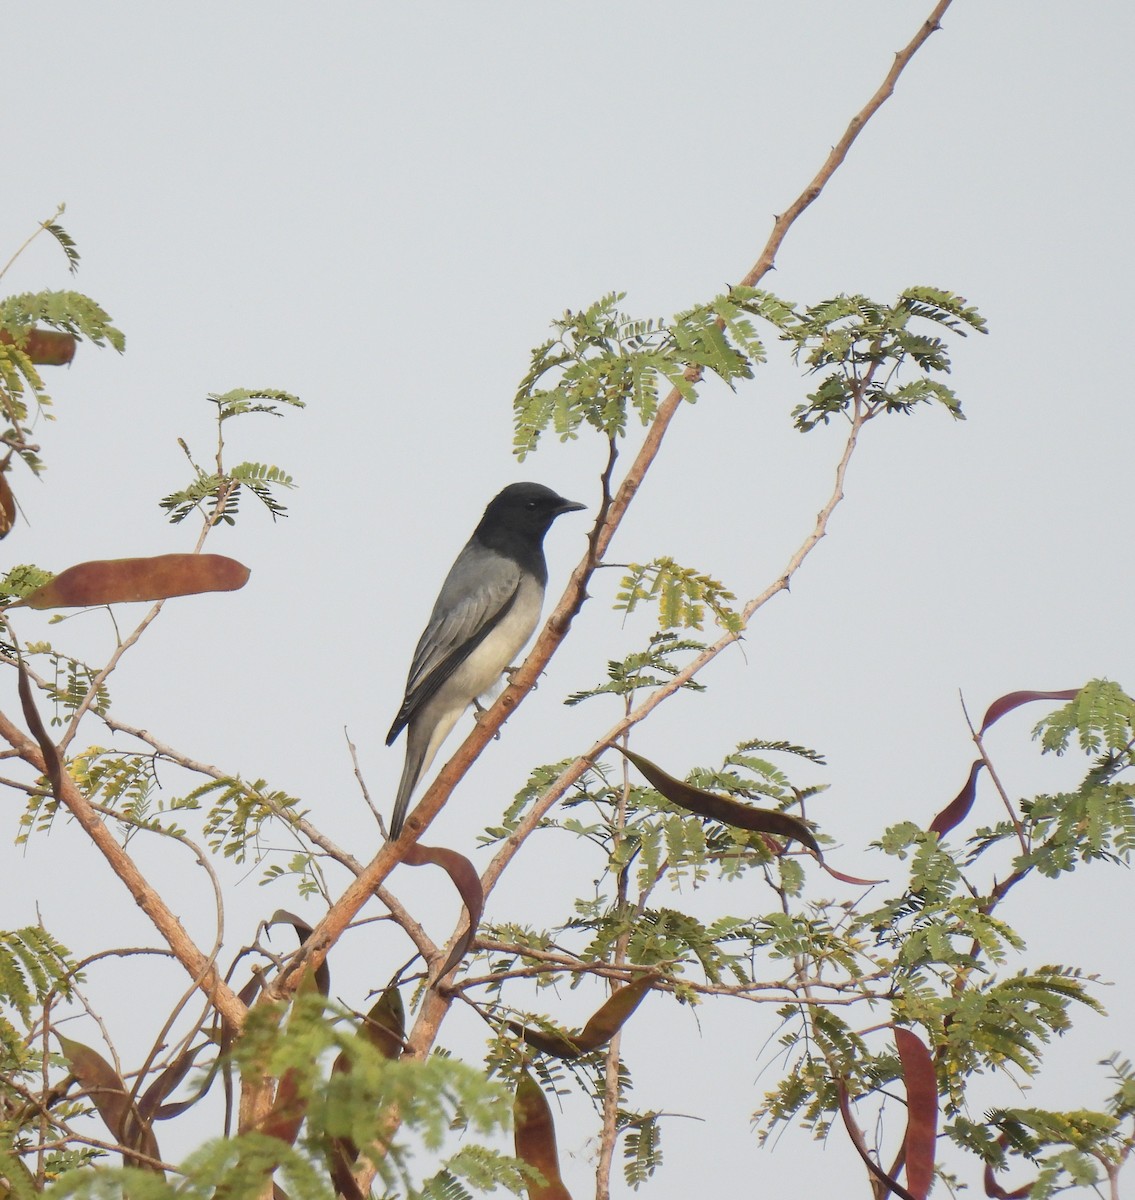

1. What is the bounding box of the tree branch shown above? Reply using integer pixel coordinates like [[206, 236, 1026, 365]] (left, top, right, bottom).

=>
[[0, 690, 246, 1030]]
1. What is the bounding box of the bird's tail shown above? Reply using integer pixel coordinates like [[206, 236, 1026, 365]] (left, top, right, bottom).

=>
[[388, 740, 426, 840], [388, 703, 465, 840]]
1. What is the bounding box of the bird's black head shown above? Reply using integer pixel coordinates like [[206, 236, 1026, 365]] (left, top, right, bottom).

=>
[[474, 482, 586, 559]]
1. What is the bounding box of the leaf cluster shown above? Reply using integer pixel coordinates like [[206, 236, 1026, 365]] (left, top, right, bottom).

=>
[[232, 995, 522, 1197], [1034, 678, 1135, 758], [193, 775, 305, 863], [0, 927, 73, 1063], [782, 286, 986, 431], [0, 286, 124, 479], [512, 286, 794, 459], [0, 566, 54, 604], [565, 631, 707, 707], [0, 292, 124, 354], [6, 648, 114, 730], [951, 1093, 1132, 1199], [160, 390, 303, 526], [615, 557, 742, 633]]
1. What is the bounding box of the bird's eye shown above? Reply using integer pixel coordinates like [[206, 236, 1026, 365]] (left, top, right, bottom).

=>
[[526, 500, 538, 510]]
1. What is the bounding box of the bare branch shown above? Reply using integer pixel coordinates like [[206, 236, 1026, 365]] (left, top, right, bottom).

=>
[[0, 693, 246, 1029]]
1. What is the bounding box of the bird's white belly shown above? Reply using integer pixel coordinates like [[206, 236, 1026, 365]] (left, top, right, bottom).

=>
[[416, 573, 545, 772], [446, 574, 543, 701]]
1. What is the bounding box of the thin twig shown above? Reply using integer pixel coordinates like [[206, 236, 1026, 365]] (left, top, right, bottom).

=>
[[103, 714, 354, 875], [596, 737, 633, 1200], [960, 696, 1029, 856], [346, 726, 385, 828], [0, 205, 64, 283], [55, 601, 170, 756], [101, 714, 434, 958]]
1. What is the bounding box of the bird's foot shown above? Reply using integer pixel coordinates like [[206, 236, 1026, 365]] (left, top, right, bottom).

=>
[[505, 665, 537, 691], [472, 699, 502, 740]]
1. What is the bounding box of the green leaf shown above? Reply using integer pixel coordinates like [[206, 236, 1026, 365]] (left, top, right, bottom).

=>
[[1033, 679, 1135, 756], [512, 288, 793, 459], [43, 214, 81, 274], [615, 557, 741, 632], [622, 1113, 663, 1188], [210, 387, 304, 419], [565, 631, 708, 706], [0, 291, 123, 352]]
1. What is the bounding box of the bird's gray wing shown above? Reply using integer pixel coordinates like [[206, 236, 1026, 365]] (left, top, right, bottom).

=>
[[385, 544, 522, 745]]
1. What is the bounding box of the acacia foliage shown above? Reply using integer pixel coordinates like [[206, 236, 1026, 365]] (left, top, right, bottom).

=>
[[0, 201, 1131, 1200]]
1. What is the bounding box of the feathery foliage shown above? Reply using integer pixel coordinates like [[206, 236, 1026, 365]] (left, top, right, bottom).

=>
[[615, 557, 742, 633], [512, 286, 797, 459], [781, 286, 986, 431], [160, 391, 303, 526]]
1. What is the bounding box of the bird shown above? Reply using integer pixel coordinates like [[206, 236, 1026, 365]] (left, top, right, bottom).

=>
[[385, 482, 586, 840]]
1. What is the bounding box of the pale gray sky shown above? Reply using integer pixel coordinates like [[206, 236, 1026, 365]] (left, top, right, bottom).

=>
[[5, 3, 1134, 1195]]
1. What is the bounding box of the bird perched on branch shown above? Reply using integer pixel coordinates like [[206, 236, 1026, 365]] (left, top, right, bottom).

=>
[[386, 482, 586, 839]]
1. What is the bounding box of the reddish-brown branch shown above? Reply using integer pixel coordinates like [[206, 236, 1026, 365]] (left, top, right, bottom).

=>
[[740, 0, 955, 291], [0, 703, 246, 1029]]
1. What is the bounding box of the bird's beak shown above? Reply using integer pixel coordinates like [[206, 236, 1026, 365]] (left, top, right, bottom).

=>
[[555, 498, 587, 515]]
